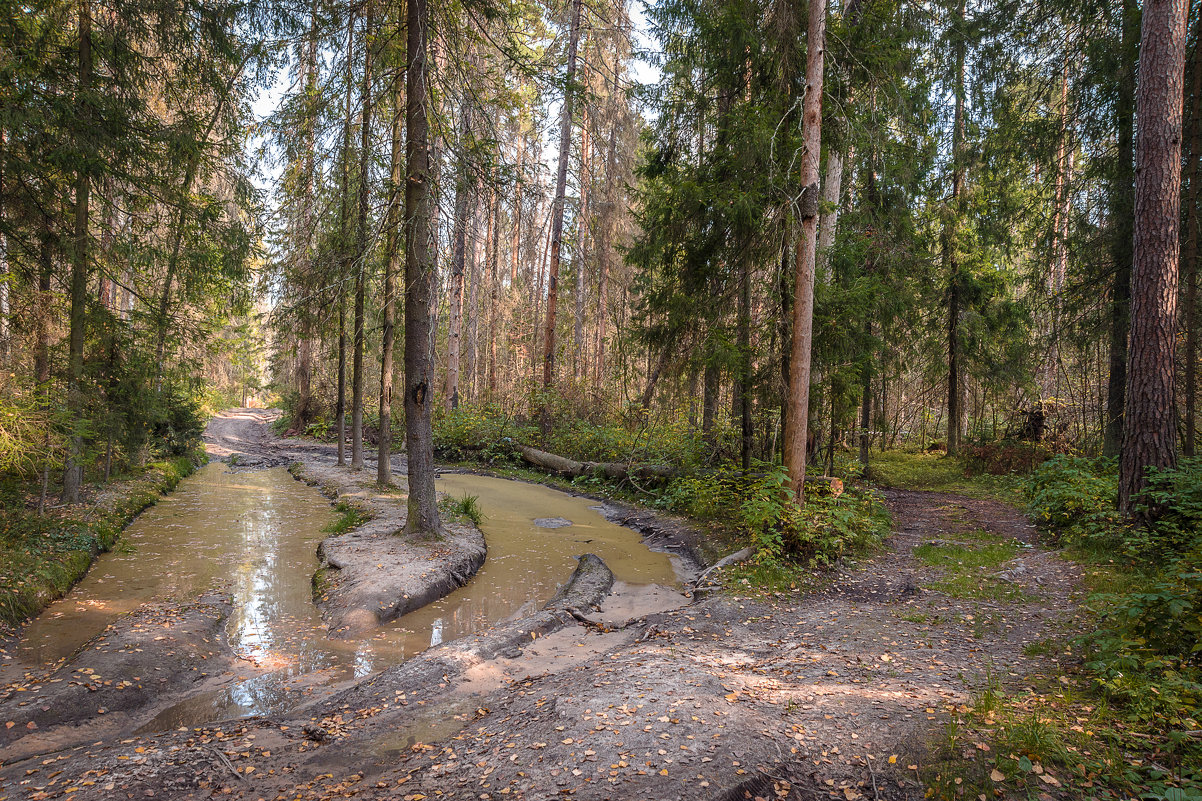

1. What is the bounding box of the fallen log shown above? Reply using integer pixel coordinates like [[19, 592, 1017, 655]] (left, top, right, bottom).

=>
[[517, 445, 676, 481], [693, 546, 755, 587]]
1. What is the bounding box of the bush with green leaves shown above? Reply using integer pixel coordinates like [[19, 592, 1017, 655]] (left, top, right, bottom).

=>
[[1025, 455, 1122, 544], [655, 463, 890, 565]]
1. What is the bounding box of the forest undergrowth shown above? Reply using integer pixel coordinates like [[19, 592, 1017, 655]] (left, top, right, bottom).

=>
[[919, 456, 1202, 800], [0, 451, 203, 631], [365, 398, 1202, 799]]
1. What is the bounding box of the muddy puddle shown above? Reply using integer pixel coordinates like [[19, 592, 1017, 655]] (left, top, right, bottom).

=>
[[10, 464, 683, 729]]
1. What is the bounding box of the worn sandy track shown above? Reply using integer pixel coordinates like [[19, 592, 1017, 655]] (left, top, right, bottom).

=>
[[0, 477, 1083, 801]]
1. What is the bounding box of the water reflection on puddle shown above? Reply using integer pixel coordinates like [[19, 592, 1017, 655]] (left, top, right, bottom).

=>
[[15, 463, 681, 728]]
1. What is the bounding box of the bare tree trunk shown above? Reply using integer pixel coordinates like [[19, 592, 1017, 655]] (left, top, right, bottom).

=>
[[574, 110, 590, 380], [63, 0, 93, 505], [488, 179, 500, 395], [859, 351, 872, 469], [351, 5, 375, 470], [593, 116, 618, 387], [542, 0, 584, 391], [1119, 0, 1188, 516], [0, 128, 7, 368], [1105, 0, 1140, 457], [466, 204, 483, 400], [738, 260, 752, 471], [445, 108, 473, 410], [379, 33, 404, 487], [816, 149, 843, 281], [403, 0, 439, 535], [702, 360, 719, 443], [335, 10, 355, 467], [511, 130, 524, 286], [784, 0, 826, 501], [944, 0, 967, 457], [1181, 8, 1201, 457], [294, 0, 320, 431], [1043, 53, 1071, 399]]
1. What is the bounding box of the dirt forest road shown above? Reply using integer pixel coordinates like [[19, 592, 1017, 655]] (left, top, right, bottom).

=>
[[0, 413, 1083, 801], [203, 408, 405, 471]]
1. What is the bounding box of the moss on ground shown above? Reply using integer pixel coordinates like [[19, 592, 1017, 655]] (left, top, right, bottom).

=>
[[869, 450, 1023, 504], [0, 452, 203, 630]]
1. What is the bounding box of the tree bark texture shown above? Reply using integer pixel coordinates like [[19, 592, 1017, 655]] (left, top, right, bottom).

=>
[[784, 0, 825, 501], [351, 5, 374, 470], [542, 0, 583, 389], [335, 11, 355, 467], [1119, 0, 1188, 516], [63, 0, 93, 504], [403, 0, 440, 534], [445, 107, 474, 410], [944, 0, 967, 457], [1181, 8, 1201, 457], [1105, 0, 1140, 457], [379, 37, 404, 487]]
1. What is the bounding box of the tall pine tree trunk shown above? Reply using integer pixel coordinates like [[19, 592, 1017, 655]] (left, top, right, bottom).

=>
[[784, 0, 826, 500], [542, 0, 584, 393], [0, 128, 7, 368], [445, 109, 473, 410], [1044, 54, 1071, 398], [335, 10, 355, 467], [574, 111, 590, 380], [294, 0, 320, 431], [1119, 0, 1188, 516], [379, 29, 404, 487], [351, 5, 374, 470], [593, 120, 617, 385], [1182, 8, 1201, 457], [943, 0, 967, 457], [738, 261, 752, 471], [63, 0, 93, 504], [403, 0, 439, 534], [488, 180, 500, 395], [1105, 0, 1140, 457]]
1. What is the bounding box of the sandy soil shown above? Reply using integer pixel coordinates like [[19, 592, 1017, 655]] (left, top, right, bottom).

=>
[[0, 411, 1083, 800]]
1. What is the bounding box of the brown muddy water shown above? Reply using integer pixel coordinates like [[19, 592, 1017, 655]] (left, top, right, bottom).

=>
[[12, 464, 682, 728]]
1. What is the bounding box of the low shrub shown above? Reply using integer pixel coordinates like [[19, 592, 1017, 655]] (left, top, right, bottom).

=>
[[962, 438, 1058, 476], [1025, 455, 1122, 545], [654, 463, 890, 565]]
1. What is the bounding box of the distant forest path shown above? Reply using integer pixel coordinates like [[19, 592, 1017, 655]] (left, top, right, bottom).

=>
[[203, 407, 407, 472]]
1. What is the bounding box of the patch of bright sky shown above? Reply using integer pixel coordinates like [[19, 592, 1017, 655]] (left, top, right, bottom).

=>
[[246, 0, 663, 196]]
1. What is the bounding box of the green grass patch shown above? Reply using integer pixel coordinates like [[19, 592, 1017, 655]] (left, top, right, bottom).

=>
[[0, 451, 203, 629], [323, 500, 371, 535], [913, 540, 1020, 569], [870, 450, 1023, 503], [913, 538, 1031, 602], [440, 493, 484, 526], [721, 560, 831, 597], [923, 677, 1200, 800]]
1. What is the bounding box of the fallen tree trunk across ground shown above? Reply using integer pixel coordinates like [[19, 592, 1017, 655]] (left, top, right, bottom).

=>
[[517, 445, 676, 481]]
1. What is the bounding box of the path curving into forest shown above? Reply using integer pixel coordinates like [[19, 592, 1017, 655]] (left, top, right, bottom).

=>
[[0, 449, 1086, 800], [203, 408, 407, 471]]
